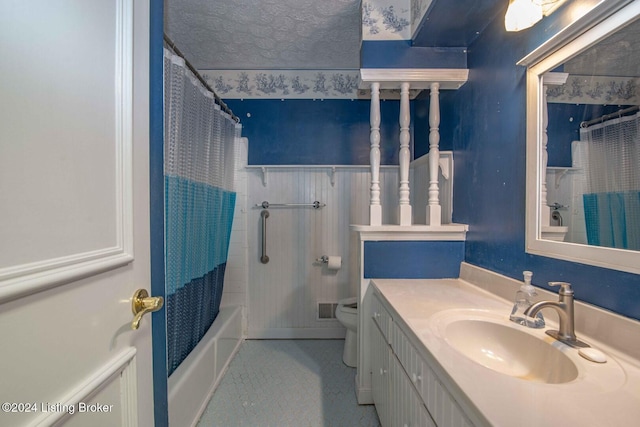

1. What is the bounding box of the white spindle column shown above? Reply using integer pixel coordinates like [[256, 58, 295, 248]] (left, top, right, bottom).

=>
[[426, 82, 442, 225], [541, 86, 550, 226], [398, 82, 412, 225], [369, 82, 382, 226]]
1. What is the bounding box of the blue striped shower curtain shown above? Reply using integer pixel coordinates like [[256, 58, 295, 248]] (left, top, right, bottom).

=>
[[580, 112, 640, 251], [164, 49, 240, 375]]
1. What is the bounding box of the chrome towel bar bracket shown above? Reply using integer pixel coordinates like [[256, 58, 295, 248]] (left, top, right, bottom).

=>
[[255, 200, 326, 209]]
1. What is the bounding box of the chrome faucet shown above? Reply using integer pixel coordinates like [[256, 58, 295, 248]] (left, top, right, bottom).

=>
[[524, 282, 590, 348]]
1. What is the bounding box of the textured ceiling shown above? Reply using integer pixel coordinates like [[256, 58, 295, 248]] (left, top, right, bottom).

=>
[[165, 0, 362, 70], [564, 18, 640, 78], [166, 0, 640, 75]]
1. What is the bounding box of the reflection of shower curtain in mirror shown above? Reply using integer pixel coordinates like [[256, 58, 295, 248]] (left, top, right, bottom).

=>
[[579, 112, 640, 250], [164, 48, 240, 375]]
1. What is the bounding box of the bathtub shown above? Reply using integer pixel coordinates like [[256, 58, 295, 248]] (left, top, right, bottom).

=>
[[168, 305, 244, 427]]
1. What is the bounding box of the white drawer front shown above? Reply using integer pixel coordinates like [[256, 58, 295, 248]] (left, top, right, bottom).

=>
[[372, 293, 393, 343]]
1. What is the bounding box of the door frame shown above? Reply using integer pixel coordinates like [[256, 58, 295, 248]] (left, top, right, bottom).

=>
[[149, 0, 168, 425]]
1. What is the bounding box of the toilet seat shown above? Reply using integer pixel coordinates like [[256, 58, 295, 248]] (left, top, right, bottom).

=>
[[338, 297, 358, 315]]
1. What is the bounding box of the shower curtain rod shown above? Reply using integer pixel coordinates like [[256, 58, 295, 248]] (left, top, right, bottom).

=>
[[580, 105, 639, 128], [164, 34, 240, 123]]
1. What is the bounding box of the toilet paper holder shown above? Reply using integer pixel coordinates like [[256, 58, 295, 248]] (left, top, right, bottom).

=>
[[315, 255, 330, 264], [315, 255, 342, 270]]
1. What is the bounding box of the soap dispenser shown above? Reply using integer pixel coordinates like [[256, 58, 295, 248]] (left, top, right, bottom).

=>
[[510, 271, 545, 328]]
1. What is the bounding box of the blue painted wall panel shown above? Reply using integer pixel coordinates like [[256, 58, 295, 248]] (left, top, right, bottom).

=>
[[412, 0, 503, 48], [547, 104, 634, 167], [361, 41, 467, 69], [225, 99, 409, 165], [444, 0, 640, 320], [414, 90, 457, 157], [364, 241, 464, 279]]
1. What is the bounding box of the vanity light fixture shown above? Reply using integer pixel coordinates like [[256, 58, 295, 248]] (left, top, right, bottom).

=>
[[505, 0, 566, 32]]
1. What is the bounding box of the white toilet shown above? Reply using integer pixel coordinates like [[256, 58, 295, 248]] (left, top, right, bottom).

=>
[[336, 297, 358, 367]]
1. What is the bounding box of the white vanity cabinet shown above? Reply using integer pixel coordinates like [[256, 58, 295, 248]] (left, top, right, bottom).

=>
[[371, 319, 391, 426], [371, 291, 473, 427]]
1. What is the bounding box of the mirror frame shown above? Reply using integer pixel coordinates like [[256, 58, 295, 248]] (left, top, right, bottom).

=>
[[520, 0, 640, 274]]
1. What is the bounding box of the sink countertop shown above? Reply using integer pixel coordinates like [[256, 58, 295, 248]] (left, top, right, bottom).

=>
[[371, 278, 640, 427]]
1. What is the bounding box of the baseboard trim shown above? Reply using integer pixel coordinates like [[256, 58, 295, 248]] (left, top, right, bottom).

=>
[[247, 327, 346, 339]]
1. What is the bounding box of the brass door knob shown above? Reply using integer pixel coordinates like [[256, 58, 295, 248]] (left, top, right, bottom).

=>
[[131, 289, 164, 330]]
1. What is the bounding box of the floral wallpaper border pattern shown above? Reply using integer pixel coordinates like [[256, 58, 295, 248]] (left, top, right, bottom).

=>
[[362, 0, 433, 40], [547, 75, 640, 105], [201, 70, 422, 100]]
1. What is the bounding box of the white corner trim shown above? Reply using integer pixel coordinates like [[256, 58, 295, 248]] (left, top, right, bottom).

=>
[[542, 72, 569, 86], [359, 68, 469, 90], [350, 224, 468, 241]]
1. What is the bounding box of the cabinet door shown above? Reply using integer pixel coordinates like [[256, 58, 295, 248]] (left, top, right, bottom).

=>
[[417, 357, 474, 427], [391, 353, 436, 427], [371, 323, 391, 426]]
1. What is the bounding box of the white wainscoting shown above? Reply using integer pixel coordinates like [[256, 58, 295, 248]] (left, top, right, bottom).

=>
[[31, 348, 137, 427], [243, 153, 452, 338], [221, 137, 249, 311], [246, 166, 398, 338], [411, 151, 454, 225]]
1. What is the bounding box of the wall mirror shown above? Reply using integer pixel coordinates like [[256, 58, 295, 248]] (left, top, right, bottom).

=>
[[521, 0, 640, 274]]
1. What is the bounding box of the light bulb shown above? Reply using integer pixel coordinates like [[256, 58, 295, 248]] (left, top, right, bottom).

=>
[[505, 0, 544, 32]]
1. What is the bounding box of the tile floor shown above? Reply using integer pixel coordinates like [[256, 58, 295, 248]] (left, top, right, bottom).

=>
[[196, 339, 381, 427]]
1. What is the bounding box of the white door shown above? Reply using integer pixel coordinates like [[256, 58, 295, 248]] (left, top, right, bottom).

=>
[[0, 1, 157, 426]]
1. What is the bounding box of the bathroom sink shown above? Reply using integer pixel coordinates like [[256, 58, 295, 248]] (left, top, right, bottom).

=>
[[433, 311, 578, 384]]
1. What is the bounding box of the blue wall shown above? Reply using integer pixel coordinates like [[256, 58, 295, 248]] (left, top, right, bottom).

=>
[[225, 99, 409, 165], [414, 90, 457, 157], [437, 0, 640, 320], [361, 41, 467, 69], [547, 103, 634, 167], [364, 241, 464, 279]]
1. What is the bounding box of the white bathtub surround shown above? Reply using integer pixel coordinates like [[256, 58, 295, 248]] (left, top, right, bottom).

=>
[[366, 267, 640, 426], [359, 68, 468, 226], [169, 306, 244, 427], [245, 166, 400, 338], [221, 136, 249, 310]]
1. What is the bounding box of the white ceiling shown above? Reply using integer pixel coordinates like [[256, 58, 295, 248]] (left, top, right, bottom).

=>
[[165, 0, 362, 70]]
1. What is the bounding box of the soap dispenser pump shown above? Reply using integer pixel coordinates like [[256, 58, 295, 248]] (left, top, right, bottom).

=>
[[510, 271, 545, 328]]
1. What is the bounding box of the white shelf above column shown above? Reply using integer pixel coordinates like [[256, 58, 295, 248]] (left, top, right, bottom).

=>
[[350, 224, 469, 241], [359, 68, 469, 90]]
